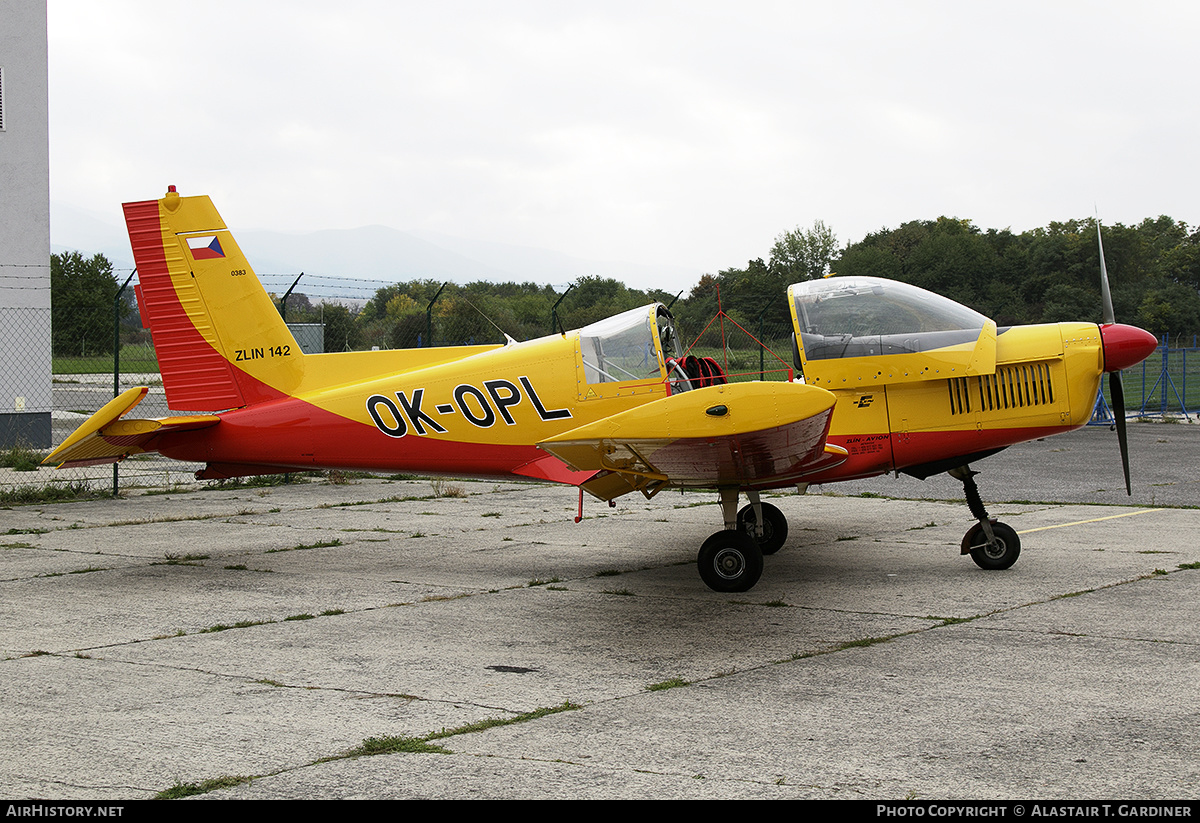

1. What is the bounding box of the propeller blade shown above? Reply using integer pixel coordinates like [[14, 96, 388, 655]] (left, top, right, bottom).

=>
[[1097, 217, 1116, 325], [1110, 371, 1131, 495], [1098, 216, 1131, 494]]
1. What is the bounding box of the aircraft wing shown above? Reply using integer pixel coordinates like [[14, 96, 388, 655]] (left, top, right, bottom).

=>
[[43, 386, 220, 469], [537, 382, 848, 501]]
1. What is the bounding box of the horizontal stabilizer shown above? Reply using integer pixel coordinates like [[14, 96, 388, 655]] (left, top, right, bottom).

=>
[[43, 387, 219, 469]]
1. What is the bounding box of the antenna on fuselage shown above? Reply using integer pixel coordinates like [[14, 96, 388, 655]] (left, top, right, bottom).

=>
[[460, 294, 518, 345]]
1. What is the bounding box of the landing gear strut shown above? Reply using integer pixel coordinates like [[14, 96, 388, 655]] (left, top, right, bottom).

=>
[[737, 501, 788, 555], [695, 488, 788, 592], [950, 465, 1021, 570]]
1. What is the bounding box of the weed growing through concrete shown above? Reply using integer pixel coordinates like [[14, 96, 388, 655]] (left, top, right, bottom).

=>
[[430, 478, 466, 498], [267, 539, 343, 553], [155, 776, 252, 799]]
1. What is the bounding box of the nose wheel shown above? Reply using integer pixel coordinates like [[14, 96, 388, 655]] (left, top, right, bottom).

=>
[[962, 520, 1021, 570], [951, 465, 1022, 571]]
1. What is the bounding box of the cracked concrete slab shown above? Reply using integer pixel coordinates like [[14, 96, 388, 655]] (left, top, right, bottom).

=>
[[2, 426, 1198, 799]]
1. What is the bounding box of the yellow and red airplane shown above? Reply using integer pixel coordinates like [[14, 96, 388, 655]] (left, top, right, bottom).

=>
[[45, 188, 1159, 592]]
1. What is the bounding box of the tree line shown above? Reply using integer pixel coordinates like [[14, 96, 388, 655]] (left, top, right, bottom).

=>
[[50, 212, 1200, 358]]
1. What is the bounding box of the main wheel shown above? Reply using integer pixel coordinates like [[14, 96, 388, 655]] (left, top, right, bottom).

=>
[[962, 521, 1021, 570], [697, 531, 764, 592], [737, 502, 788, 555]]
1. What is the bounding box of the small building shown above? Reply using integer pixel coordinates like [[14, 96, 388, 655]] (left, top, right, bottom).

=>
[[0, 0, 51, 448]]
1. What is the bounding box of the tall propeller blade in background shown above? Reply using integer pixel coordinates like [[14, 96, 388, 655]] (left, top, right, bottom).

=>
[[1097, 215, 1116, 325], [1097, 217, 1132, 494]]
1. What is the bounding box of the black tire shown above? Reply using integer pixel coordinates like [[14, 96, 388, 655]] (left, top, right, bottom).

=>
[[963, 521, 1021, 570], [737, 502, 788, 555], [697, 531, 764, 592]]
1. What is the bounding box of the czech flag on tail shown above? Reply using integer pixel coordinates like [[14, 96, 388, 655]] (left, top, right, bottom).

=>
[[186, 235, 226, 260]]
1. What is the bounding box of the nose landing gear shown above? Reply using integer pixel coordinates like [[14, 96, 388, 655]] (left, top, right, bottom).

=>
[[950, 465, 1021, 570]]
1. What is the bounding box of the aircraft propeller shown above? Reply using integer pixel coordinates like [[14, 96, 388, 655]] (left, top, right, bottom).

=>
[[1095, 220, 1158, 495]]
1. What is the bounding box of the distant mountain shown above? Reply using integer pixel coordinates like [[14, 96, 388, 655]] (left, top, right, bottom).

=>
[[50, 202, 698, 299]]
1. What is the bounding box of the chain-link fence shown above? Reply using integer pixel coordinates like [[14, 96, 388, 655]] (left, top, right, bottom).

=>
[[2, 276, 800, 496], [5, 276, 1196, 498]]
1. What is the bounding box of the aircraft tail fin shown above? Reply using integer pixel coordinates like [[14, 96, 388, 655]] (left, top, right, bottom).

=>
[[123, 188, 300, 411]]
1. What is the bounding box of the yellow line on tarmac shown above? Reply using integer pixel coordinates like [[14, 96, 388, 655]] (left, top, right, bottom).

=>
[[1017, 508, 1160, 535]]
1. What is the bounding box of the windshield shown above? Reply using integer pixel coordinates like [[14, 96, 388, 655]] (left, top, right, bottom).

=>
[[791, 277, 988, 361], [578, 305, 674, 384]]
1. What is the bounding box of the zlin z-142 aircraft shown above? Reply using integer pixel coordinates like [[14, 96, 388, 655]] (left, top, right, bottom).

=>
[[47, 188, 1159, 592]]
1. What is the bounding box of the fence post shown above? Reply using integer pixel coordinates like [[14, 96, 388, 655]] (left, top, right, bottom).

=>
[[551, 284, 574, 336], [426, 282, 447, 347], [112, 271, 136, 497], [755, 293, 780, 380], [1161, 343, 1169, 416]]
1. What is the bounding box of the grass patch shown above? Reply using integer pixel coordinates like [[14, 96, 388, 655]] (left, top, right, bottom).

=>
[[429, 478, 466, 498], [342, 736, 451, 757], [267, 538, 343, 553], [0, 481, 103, 506], [646, 678, 689, 692], [199, 619, 270, 634], [1, 443, 44, 472], [425, 702, 580, 742], [318, 495, 418, 509], [201, 474, 292, 491], [154, 775, 250, 799], [331, 701, 580, 763]]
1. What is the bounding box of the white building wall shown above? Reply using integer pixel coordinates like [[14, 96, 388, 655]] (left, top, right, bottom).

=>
[[0, 0, 52, 448]]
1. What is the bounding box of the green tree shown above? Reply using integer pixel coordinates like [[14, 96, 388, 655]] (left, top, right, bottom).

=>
[[319, 302, 362, 352], [51, 251, 122, 356], [769, 220, 838, 281]]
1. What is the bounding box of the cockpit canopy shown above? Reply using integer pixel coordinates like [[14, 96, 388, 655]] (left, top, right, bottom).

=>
[[576, 305, 680, 395], [791, 276, 989, 360], [788, 277, 997, 386]]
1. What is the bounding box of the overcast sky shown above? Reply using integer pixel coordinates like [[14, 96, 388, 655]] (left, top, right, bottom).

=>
[[46, 0, 1200, 292]]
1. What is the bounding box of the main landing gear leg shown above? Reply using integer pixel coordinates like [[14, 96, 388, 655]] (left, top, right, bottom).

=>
[[696, 487, 765, 593], [950, 465, 1021, 570], [737, 489, 789, 556]]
